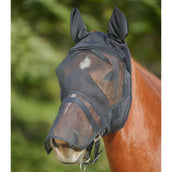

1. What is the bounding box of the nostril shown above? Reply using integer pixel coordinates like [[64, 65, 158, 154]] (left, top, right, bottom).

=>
[[52, 138, 58, 148], [51, 139, 74, 149]]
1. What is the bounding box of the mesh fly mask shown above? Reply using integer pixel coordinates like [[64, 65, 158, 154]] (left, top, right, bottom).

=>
[[44, 7, 132, 165]]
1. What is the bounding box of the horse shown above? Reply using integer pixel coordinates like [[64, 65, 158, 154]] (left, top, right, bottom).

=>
[[44, 7, 161, 172]]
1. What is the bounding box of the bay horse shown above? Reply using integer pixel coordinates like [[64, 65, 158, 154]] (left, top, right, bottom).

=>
[[44, 7, 161, 172]]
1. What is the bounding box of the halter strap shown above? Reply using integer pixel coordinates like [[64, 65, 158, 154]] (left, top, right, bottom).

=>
[[80, 138, 103, 166]]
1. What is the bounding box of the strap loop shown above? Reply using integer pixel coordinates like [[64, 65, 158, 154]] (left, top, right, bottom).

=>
[[81, 138, 103, 166]]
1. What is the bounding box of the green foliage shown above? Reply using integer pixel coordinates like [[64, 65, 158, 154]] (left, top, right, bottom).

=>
[[11, 0, 160, 171]]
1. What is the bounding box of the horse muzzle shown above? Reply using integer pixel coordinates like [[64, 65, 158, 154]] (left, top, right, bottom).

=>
[[50, 138, 86, 164]]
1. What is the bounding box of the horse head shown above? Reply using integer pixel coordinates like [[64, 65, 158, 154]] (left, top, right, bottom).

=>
[[44, 7, 132, 166]]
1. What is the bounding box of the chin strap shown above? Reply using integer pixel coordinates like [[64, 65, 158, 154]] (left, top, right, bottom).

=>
[[80, 136, 103, 172]]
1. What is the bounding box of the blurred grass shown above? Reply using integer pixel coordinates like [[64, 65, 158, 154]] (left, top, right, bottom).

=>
[[11, 0, 160, 171]]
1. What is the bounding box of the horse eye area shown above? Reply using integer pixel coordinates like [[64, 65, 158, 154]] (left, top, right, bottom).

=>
[[103, 70, 115, 81]]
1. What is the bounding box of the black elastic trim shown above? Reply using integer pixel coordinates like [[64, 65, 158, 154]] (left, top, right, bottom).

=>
[[68, 91, 108, 128], [69, 46, 124, 60], [85, 141, 94, 158], [94, 139, 100, 159], [89, 49, 111, 64]]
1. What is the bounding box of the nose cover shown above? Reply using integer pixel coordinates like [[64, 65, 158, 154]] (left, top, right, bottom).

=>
[[44, 7, 132, 155], [44, 49, 132, 155], [45, 67, 112, 154]]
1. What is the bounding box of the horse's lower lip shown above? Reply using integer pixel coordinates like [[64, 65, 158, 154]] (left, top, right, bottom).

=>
[[58, 150, 85, 165], [59, 160, 79, 164], [59, 157, 82, 164]]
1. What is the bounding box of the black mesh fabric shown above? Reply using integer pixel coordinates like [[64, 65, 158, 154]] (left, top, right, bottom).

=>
[[44, 48, 132, 154], [44, 68, 112, 151], [44, 7, 132, 155]]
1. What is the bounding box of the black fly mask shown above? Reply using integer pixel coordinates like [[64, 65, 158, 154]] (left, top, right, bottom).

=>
[[44, 7, 132, 165]]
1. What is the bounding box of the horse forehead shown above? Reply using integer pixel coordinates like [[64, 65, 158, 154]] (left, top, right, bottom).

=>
[[63, 51, 113, 78], [79, 56, 91, 70]]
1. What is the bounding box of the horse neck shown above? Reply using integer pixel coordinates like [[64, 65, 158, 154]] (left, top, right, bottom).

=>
[[103, 58, 161, 172]]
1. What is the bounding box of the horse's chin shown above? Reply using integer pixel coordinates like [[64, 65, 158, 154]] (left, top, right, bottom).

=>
[[55, 149, 86, 164], [50, 138, 86, 164]]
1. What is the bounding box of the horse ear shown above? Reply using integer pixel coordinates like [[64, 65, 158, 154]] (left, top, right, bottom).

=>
[[107, 7, 128, 43], [70, 8, 88, 43]]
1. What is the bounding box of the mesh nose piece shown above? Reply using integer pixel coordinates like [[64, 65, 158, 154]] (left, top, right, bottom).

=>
[[61, 68, 112, 126], [44, 69, 113, 154], [44, 91, 111, 154]]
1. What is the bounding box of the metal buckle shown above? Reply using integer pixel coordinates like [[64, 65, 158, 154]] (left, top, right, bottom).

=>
[[80, 158, 90, 172], [94, 134, 101, 142]]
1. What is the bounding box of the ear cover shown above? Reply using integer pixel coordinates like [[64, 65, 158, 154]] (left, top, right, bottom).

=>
[[107, 7, 128, 43], [70, 8, 89, 43]]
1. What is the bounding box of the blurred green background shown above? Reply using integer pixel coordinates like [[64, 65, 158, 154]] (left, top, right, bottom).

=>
[[11, 0, 161, 172]]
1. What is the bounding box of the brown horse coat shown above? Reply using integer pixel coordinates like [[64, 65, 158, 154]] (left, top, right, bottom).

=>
[[103, 58, 161, 172]]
